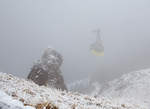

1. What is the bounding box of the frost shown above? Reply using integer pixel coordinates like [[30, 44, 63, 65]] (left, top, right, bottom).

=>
[[96, 69, 150, 108], [27, 47, 67, 90], [0, 72, 145, 109], [0, 90, 34, 109]]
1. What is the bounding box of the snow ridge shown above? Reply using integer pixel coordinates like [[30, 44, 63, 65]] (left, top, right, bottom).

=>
[[99, 69, 150, 108], [0, 72, 145, 109]]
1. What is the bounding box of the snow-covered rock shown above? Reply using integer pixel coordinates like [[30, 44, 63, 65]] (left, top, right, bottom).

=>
[[98, 69, 150, 108], [0, 72, 144, 109], [28, 47, 67, 90]]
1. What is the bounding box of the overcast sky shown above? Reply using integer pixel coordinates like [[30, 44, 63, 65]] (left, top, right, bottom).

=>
[[0, 0, 150, 83]]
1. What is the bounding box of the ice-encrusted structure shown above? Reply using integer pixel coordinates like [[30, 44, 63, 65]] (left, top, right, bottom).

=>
[[27, 47, 67, 90]]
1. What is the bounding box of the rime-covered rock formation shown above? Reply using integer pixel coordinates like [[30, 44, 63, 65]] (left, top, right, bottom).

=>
[[27, 47, 67, 90]]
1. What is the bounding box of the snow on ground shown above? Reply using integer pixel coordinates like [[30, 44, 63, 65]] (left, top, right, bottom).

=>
[[98, 69, 150, 108], [67, 69, 150, 108], [67, 78, 95, 94], [0, 72, 145, 109], [0, 90, 34, 109]]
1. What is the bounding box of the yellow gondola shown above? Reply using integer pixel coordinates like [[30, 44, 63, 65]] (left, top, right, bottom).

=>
[[90, 29, 104, 56], [91, 49, 104, 56]]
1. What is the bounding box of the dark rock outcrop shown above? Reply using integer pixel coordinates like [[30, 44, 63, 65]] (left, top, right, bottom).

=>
[[27, 47, 67, 91]]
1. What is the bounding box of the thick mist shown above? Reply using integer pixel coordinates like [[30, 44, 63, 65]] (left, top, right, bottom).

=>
[[0, 0, 150, 83]]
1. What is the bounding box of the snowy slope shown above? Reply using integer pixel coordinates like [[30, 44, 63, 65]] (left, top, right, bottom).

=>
[[67, 78, 95, 94], [0, 72, 144, 109], [98, 69, 150, 108], [67, 78, 102, 97], [0, 90, 34, 109]]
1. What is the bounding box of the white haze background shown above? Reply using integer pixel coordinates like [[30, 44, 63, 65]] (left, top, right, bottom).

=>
[[0, 0, 150, 83]]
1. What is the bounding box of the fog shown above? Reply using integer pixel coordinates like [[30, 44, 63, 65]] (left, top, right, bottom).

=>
[[0, 0, 150, 83]]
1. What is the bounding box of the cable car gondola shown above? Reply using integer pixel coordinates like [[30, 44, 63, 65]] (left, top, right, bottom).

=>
[[90, 29, 104, 56]]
